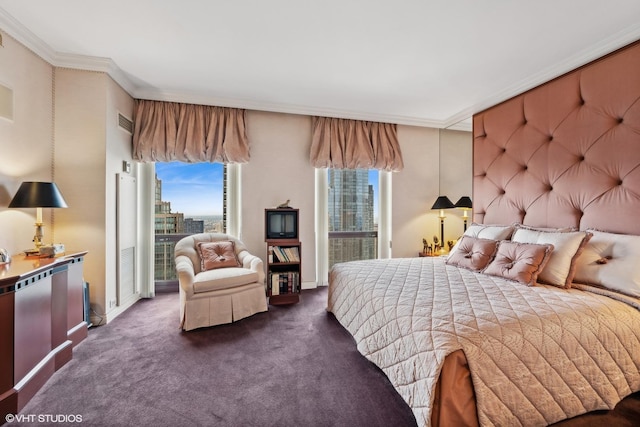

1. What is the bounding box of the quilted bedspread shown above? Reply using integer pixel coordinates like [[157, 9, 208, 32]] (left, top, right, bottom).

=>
[[327, 257, 640, 426]]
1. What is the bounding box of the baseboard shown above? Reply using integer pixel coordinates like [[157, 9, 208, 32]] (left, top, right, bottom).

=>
[[104, 293, 141, 324], [301, 281, 317, 290]]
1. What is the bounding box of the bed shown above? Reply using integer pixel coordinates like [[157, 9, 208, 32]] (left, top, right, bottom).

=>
[[327, 39, 640, 426]]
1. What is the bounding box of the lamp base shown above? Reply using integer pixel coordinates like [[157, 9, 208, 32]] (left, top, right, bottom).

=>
[[39, 244, 65, 257], [24, 244, 66, 258]]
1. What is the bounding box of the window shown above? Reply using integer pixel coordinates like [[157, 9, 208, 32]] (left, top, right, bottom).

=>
[[327, 169, 378, 268], [153, 162, 227, 291]]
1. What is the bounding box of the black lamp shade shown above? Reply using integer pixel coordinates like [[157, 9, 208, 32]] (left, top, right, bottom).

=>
[[8, 182, 68, 208], [431, 195, 455, 210], [454, 196, 473, 209]]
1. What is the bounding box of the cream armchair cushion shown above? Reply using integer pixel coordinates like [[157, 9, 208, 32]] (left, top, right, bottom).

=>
[[175, 233, 267, 331]]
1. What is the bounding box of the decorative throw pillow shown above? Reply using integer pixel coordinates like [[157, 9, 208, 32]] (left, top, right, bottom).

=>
[[511, 228, 591, 288], [572, 230, 640, 298], [483, 241, 554, 286], [448, 223, 515, 257], [197, 241, 241, 271], [446, 236, 499, 272]]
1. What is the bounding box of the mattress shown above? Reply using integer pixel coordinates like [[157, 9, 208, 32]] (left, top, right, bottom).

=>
[[327, 257, 640, 426]]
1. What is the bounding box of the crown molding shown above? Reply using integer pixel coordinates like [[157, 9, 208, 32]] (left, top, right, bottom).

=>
[[0, 6, 56, 64], [447, 23, 640, 124], [133, 87, 447, 128], [0, 6, 137, 94], [2, 5, 638, 132], [54, 52, 137, 94]]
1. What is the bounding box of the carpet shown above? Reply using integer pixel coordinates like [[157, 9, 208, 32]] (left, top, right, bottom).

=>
[[10, 287, 640, 426], [10, 288, 416, 427]]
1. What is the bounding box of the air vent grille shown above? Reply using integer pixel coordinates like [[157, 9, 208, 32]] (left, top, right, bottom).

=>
[[118, 113, 133, 134]]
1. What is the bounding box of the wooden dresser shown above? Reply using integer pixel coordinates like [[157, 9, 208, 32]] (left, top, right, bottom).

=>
[[0, 251, 88, 422]]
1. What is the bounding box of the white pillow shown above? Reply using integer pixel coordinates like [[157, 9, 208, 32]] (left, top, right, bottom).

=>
[[448, 223, 515, 257], [511, 228, 591, 288], [573, 230, 640, 298]]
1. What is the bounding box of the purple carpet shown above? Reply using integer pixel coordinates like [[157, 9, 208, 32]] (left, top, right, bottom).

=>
[[10, 287, 640, 426]]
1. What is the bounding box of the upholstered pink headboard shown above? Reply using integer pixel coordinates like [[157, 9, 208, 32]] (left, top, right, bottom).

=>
[[473, 40, 640, 235]]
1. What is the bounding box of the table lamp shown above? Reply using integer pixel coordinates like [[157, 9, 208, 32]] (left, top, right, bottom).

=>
[[431, 195, 454, 251], [454, 196, 473, 231], [8, 181, 68, 250]]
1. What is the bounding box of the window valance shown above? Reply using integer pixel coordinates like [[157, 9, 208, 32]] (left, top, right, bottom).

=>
[[132, 100, 250, 163], [309, 116, 403, 171]]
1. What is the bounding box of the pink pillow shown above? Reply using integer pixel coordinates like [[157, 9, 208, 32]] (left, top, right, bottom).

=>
[[197, 241, 241, 271], [483, 241, 554, 286], [511, 227, 592, 288], [446, 236, 499, 272]]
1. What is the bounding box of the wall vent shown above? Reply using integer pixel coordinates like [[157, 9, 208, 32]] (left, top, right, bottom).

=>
[[118, 112, 133, 134], [118, 246, 136, 305]]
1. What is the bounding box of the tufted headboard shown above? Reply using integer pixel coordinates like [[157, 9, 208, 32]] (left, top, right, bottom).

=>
[[473, 40, 640, 235]]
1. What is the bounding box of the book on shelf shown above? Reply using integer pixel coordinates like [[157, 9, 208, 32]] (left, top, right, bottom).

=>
[[268, 271, 300, 295], [270, 273, 280, 296], [269, 245, 300, 263], [283, 246, 300, 262]]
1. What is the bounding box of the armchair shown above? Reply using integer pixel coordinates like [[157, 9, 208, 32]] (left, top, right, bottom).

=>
[[174, 233, 267, 331]]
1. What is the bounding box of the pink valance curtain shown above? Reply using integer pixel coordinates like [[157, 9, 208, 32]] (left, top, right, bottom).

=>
[[132, 99, 250, 163], [309, 116, 404, 171]]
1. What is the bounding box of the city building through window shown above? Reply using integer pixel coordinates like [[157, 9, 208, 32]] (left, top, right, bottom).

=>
[[153, 162, 226, 292], [328, 169, 378, 268]]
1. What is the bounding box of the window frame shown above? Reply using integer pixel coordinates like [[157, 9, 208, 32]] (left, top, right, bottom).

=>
[[314, 168, 391, 286]]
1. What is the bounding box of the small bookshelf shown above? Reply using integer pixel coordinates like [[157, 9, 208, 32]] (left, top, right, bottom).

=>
[[265, 208, 301, 305], [265, 239, 301, 305]]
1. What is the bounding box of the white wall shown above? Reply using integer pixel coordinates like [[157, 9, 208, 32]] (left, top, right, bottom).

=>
[[0, 31, 55, 252], [106, 76, 137, 311], [1, 29, 472, 315], [241, 114, 472, 277], [54, 69, 108, 314], [242, 111, 316, 285], [393, 126, 440, 257], [440, 129, 474, 239], [391, 127, 472, 258]]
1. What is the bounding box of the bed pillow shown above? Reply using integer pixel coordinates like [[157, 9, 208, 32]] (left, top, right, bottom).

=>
[[511, 228, 591, 288], [572, 230, 640, 298], [483, 241, 554, 286], [449, 223, 515, 257], [445, 236, 499, 272], [197, 241, 241, 271], [514, 224, 576, 233]]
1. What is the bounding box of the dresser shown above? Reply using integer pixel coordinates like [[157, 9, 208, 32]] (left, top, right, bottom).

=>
[[0, 251, 88, 422]]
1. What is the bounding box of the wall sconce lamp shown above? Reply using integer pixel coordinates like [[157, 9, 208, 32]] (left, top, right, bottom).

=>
[[8, 181, 68, 250], [454, 196, 473, 232], [431, 195, 455, 250]]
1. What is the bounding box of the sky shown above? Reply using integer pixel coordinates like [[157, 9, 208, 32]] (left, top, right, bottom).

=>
[[156, 162, 379, 218], [155, 162, 224, 216]]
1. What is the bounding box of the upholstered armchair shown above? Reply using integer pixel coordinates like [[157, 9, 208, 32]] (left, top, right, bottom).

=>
[[174, 233, 267, 331]]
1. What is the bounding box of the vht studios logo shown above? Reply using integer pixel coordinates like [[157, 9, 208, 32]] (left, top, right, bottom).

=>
[[5, 413, 83, 423]]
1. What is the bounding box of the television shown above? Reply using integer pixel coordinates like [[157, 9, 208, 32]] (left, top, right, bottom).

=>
[[265, 208, 298, 240]]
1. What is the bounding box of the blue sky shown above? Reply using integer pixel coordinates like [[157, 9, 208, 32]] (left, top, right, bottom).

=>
[[155, 162, 224, 216], [156, 162, 379, 218]]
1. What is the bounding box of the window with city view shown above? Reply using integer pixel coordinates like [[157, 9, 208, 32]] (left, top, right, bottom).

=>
[[154, 162, 226, 291], [328, 169, 378, 268]]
